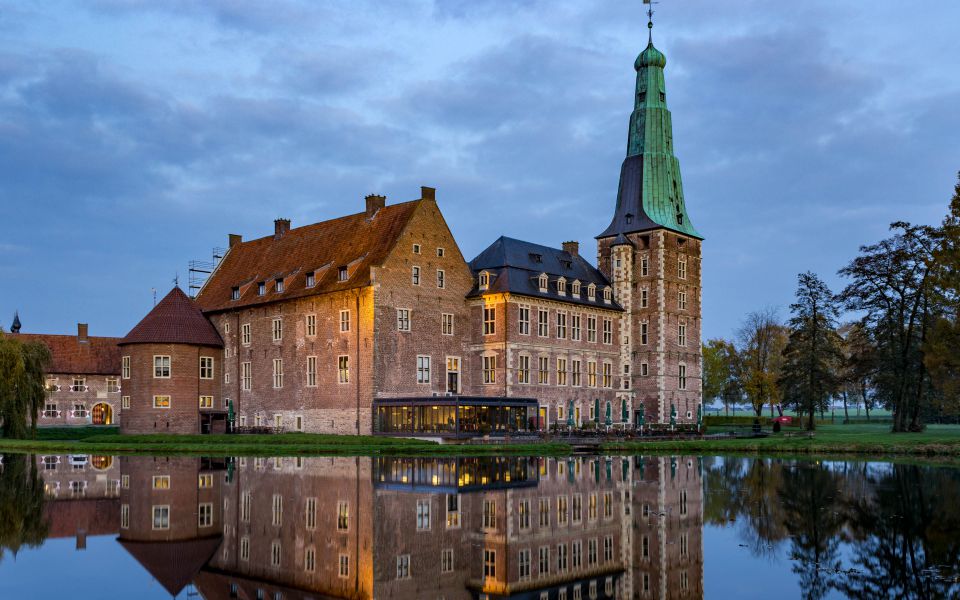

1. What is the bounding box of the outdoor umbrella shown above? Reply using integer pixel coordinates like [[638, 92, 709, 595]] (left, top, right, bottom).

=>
[[621, 399, 628, 423], [567, 400, 574, 427], [670, 403, 677, 429], [605, 402, 612, 427], [567, 458, 575, 483], [594, 399, 600, 425], [637, 403, 645, 430]]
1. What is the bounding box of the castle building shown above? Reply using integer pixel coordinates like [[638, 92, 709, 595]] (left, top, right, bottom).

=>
[[115, 31, 702, 436]]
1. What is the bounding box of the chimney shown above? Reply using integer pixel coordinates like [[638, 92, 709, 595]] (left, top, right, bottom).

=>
[[274, 218, 291, 240], [76, 529, 87, 551], [562, 241, 579, 257], [420, 186, 436, 201], [365, 194, 386, 217], [77, 323, 88, 342], [229, 233, 242, 248]]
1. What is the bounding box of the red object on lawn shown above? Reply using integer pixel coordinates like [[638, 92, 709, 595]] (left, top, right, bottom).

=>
[[773, 416, 792, 424]]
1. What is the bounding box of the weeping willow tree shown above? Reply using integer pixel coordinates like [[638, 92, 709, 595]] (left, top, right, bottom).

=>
[[0, 332, 52, 438], [0, 453, 49, 563]]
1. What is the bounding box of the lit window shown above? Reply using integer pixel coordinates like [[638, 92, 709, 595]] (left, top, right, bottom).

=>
[[153, 395, 171, 409], [557, 358, 567, 385], [199, 395, 213, 408], [482, 356, 497, 384], [152, 475, 170, 489], [337, 501, 349, 530]]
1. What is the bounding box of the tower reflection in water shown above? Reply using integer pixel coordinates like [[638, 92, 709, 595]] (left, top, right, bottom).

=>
[[111, 454, 703, 599]]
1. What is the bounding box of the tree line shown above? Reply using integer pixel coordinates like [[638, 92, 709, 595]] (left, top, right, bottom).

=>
[[704, 173, 960, 432], [0, 331, 51, 438]]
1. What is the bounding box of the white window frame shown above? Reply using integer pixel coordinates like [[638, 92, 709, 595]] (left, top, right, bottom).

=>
[[241, 362, 252, 391], [272, 318, 283, 342], [518, 305, 530, 335], [441, 312, 454, 336], [306, 356, 317, 387], [483, 306, 496, 335], [339, 310, 350, 333], [416, 355, 431, 384], [306, 313, 317, 337], [338, 355, 349, 384], [437, 269, 445, 289], [122, 356, 130, 379], [397, 308, 411, 332], [412, 265, 421, 285], [241, 323, 251, 345], [199, 356, 214, 380], [273, 358, 284, 389], [153, 355, 171, 379]]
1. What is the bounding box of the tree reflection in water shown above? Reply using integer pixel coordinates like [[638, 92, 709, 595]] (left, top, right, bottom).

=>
[[705, 458, 960, 599], [0, 453, 49, 562]]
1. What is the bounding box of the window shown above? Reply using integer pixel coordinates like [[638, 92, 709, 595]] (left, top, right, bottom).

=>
[[558, 496, 568, 525], [587, 284, 596, 300], [272, 494, 283, 526], [122, 356, 130, 379], [121, 396, 130, 409], [603, 287, 612, 303], [483, 549, 496, 579], [338, 266, 349, 281], [570, 314, 581, 341], [483, 355, 497, 384], [441, 313, 454, 335], [337, 501, 349, 530], [274, 278, 284, 293], [200, 356, 214, 379], [483, 306, 495, 335], [678, 256, 687, 279], [412, 266, 421, 285], [231, 287, 240, 300], [437, 269, 445, 288], [397, 309, 410, 332], [413, 243, 421, 254], [557, 358, 567, 385], [241, 323, 251, 345], [305, 548, 316, 573], [441, 548, 454, 573], [338, 553, 349, 578], [240, 537, 250, 561], [572, 280, 581, 297], [305, 271, 316, 287], [306, 356, 317, 387], [437, 247, 445, 257], [680, 532, 688, 557], [483, 500, 496, 529], [678, 287, 687, 310], [199, 503, 213, 527], [557, 278, 566, 295], [121, 504, 129, 529], [272, 318, 282, 341], [305, 497, 317, 529], [602, 318, 613, 344], [572, 540, 582, 568], [587, 361, 597, 387], [199, 395, 213, 408], [588, 493, 598, 520], [518, 305, 530, 335], [587, 316, 597, 342], [241, 362, 252, 391], [588, 538, 598, 565], [152, 505, 170, 530], [152, 475, 170, 489], [153, 356, 170, 378], [557, 311, 567, 339], [640, 256, 649, 276], [572, 360, 582, 386], [416, 356, 431, 384], [105, 377, 119, 393], [519, 549, 531, 580], [273, 359, 283, 388], [518, 355, 531, 384], [539, 546, 550, 577], [539, 498, 550, 527], [153, 395, 171, 408], [336, 310, 349, 333], [641, 362, 649, 376], [538, 309, 549, 337], [603, 363, 612, 388], [198, 474, 213, 489], [641, 288, 649, 308], [534, 356, 547, 384], [572, 496, 582, 523], [519, 500, 531, 529], [396, 555, 411, 579], [257, 281, 266, 296], [538, 273, 548, 292], [271, 541, 281, 567], [416, 499, 431, 530], [338, 356, 349, 384], [558, 543, 568, 572], [678, 322, 687, 346], [640, 322, 648, 345], [679, 364, 687, 390], [479, 271, 490, 290]]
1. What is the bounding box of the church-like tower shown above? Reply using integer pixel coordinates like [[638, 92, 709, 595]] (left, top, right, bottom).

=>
[[597, 27, 703, 427]]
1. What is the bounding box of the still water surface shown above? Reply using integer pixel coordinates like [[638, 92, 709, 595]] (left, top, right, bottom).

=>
[[0, 453, 956, 599]]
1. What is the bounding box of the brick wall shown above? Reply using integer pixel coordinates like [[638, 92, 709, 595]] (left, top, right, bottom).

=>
[[38, 372, 122, 426]]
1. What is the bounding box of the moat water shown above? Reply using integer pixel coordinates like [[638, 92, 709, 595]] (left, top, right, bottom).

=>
[[0, 453, 957, 600]]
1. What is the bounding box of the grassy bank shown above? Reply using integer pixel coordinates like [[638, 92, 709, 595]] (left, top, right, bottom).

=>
[[603, 424, 960, 456], [0, 424, 957, 457]]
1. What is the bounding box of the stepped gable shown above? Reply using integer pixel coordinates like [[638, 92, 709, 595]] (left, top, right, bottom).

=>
[[120, 287, 223, 348], [195, 200, 420, 313], [13, 333, 121, 375], [119, 537, 223, 597]]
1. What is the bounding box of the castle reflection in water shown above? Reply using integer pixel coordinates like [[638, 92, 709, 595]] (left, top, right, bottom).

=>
[[36, 453, 704, 599]]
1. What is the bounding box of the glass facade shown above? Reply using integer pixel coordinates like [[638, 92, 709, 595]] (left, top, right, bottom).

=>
[[374, 397, 537, 437]]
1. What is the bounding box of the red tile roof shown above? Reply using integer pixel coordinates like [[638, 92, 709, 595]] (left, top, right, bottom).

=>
[[44, 497, 120, 538], [120, 287, 223, 347], [13, 333, 121, 375], [195, 200, 420, 313], [119, 536, 223, 596]]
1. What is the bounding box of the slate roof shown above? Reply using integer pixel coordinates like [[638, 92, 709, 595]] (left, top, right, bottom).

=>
[[195, 200, 420, 313], [120, 287, 223, 348], [12, 333, 121, 375], [119, 536, 223, 597], [468, 237, 623, 311]]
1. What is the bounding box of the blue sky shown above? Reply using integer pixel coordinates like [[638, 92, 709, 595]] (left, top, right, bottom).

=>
[[1, 0, 958, 340]]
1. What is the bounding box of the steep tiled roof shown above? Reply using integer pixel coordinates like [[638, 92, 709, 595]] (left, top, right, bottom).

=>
[[13, 333, 121, 375], [120, 287, 223, 347], [44, 498, 119, 538], [195, 200, 420, 313], [119, 537, 223, 597], [468, 237, 623, 311]]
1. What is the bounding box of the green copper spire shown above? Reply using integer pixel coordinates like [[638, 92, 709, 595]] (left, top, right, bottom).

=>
[[598, 28, 702, 240]]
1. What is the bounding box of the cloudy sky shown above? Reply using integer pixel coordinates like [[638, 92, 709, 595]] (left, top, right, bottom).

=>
[[1, 0, 958, 340]]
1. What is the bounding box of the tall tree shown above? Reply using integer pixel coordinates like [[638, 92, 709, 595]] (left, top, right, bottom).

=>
[[736, 308, 788, 417], [839, 222, 937, 432], [703, 338, 741, 415], [838, 321, 877, 420], [0, 333, 51, 439], [925, 172, 960, 422], [780, 272, 842, 431]]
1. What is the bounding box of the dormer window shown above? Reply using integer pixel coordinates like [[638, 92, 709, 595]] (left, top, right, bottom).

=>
[[625, 213, 633, 225], [587, 284, 596, 301], [529, 253, 542, 264], [305, 271, 315, 288], [561, 260, 572, 270], [479, 271, 491, 291], [257, 282, 266, 296], [571, 281, 581, 297], [677, 213, 684, 225], [557, 278, 566, 296], [603, 287, 612, 303], [274, 278, 284, 293], [538, 274, 548, 293], [338, 266, 348, 282], [231, 287, 240, 301]]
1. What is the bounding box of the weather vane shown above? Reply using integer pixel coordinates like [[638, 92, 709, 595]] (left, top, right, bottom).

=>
[[644, 0, 658, 43]]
